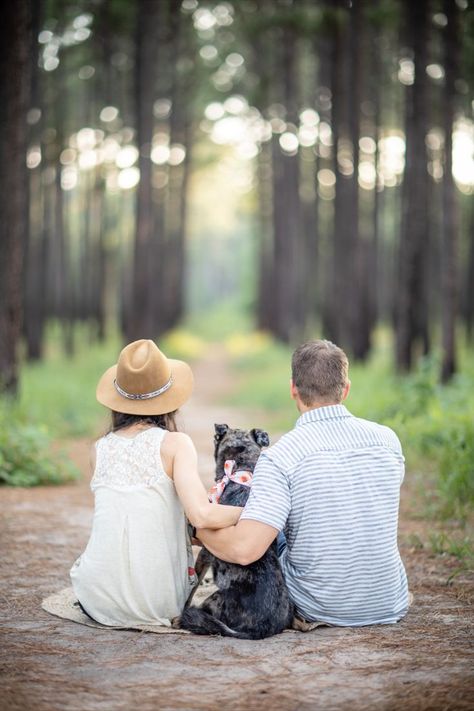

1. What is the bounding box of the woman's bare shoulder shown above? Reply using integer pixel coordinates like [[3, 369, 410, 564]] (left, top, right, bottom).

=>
[[161, 430, 195, 454]]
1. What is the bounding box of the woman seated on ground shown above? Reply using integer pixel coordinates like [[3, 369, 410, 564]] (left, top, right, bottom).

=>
[[70, 339, 241, 627]]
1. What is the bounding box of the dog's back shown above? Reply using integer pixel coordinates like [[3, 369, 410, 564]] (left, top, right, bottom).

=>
[[179, 425, 293, 639]]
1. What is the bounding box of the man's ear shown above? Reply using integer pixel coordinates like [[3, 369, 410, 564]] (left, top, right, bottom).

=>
[[290, 379, 298, 401], [250, 428, 270, 448], [342, 380, 351, 401]]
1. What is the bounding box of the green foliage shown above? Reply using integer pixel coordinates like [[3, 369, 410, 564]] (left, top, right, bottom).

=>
[[438, 416, 474, 519], [406, 531, 473, 576], [0, 405, 79, 487], [428, 531, 473, 560], [18, 323, 122, 437]]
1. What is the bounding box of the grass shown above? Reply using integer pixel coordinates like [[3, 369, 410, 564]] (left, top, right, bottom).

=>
[[406, 531, 474, 581]]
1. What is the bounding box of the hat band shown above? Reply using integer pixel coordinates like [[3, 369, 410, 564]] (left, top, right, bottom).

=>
[[114, 375, 173, 401]]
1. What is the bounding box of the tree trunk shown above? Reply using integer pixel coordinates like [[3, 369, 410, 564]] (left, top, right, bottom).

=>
[[0, 1, 32, 394], [126, 0, 159, 342], [348, 0, 371, 360], [24, 0, 45, 360], [273, 20, 303, 343], [368, 24, 382, 335], [161, 0, 191, 332], [256, 141, 275, 331], [396, 0, 431, 371], [440, 0, 460, 382], [329, 4, 351, 347]]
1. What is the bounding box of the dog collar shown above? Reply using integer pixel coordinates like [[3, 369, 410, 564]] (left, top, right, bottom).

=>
[[208, 459, 253, 504]]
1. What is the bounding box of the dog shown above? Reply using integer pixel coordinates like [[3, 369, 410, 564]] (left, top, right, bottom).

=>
[[177, 423, 293, 639]]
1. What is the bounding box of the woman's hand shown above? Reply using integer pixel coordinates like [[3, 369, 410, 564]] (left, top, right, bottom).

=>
[[172, 433, 243, 529]]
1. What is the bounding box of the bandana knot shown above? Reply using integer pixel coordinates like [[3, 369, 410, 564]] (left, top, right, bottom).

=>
[[208, 459, 253, 504]]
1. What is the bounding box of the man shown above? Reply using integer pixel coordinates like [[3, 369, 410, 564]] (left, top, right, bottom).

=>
[[197, 339, 409, 626]]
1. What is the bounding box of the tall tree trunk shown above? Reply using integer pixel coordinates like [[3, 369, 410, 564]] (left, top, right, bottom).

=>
[[368, 24, 382, 335], [0, 1, 32, 394], [161, 0, 192, 332], [396, 0, 431, 371], [256, 141, 275, 331], [127, 0, 159, 342], [348, 0, 371, 360], [273, 18, 303, 343], [24, 0, 45, 360], [252, 13, 275, 333], [329, 3, 351, 347], [440, 0, 460, 382]]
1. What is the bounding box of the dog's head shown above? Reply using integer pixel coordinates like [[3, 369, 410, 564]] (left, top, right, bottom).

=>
[[214, 423, 270, 481]]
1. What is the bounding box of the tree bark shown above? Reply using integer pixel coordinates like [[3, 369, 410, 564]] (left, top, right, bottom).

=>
[[126, 0, 160, 342], [329, 3, 351, 347], [23, 0, 45, 360], [396, 0, 431, 371], [348, 0, 371, 360], [273, 19, 303, 343], [440, 0, 460, 382], [0, 1, 32, 394]]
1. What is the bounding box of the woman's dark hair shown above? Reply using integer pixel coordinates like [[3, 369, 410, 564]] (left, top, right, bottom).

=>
[[110, 410, 178, 433]]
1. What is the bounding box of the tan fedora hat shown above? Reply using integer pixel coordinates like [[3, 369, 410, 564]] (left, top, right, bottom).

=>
[[96, 339, 194, 415]]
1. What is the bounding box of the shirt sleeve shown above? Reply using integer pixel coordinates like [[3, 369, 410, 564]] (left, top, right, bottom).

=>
[[383, 425, 405, 485], [391, 432, 405, 485], [240, 452, 291, 531]]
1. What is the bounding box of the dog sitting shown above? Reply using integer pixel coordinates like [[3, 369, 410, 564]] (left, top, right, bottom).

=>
[[177, 423, 293, 639]]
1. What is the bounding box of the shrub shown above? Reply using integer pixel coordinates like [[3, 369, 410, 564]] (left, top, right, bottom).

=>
[[0, 406, 79, 487], [438, 415, 474, 519]]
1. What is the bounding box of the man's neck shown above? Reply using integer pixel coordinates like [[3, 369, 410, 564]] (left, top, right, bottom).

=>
[[297, 400, 342, 414]]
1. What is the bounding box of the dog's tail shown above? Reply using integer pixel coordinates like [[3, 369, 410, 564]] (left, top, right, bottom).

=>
[[179, 607, 253, 639]]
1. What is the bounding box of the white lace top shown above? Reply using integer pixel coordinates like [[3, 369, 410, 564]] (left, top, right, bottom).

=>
[[70, 427, 195, 627]]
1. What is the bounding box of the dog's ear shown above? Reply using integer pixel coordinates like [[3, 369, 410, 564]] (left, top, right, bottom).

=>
[[214, 424, 229, 461], [250, 428, 270, 448], [214, 423, 229, 447], [214, 423, 229, 439]]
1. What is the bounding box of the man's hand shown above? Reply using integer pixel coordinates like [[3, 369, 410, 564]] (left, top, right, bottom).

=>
[[196, 519, 279, 565]]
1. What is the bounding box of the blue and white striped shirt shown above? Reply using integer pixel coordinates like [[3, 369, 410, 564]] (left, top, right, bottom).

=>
[[241, 404, 409, 626]]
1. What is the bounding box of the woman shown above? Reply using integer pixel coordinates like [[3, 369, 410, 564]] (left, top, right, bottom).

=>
[[70, 339, 241, 627]]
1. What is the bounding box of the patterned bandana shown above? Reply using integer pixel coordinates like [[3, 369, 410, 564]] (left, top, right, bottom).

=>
[[208, 459, 253, 504]]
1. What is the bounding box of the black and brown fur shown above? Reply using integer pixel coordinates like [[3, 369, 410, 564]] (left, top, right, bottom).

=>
[[177, 424, 293, 639]]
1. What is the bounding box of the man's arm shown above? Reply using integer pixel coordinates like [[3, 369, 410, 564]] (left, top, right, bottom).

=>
[[196, 519, 278, 566], [197, 450, 290, 565]]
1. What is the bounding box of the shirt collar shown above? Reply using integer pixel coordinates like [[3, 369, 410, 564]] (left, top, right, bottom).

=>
[[296, 404, 353, 427]]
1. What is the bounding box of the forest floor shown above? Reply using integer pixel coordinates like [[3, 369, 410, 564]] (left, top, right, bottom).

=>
[[1, 346, 473, 711]]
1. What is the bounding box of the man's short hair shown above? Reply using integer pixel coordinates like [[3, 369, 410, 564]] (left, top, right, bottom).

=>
[[291, 340, 349, 406]]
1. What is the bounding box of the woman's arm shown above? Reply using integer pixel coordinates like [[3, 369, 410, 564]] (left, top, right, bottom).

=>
[[172, 433, 243, 529]]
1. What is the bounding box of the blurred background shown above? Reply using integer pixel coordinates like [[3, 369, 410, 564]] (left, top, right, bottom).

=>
[[0, 1, 473, 533]]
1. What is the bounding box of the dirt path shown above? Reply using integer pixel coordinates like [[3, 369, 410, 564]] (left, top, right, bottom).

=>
[[1, 346, 473, 711]]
